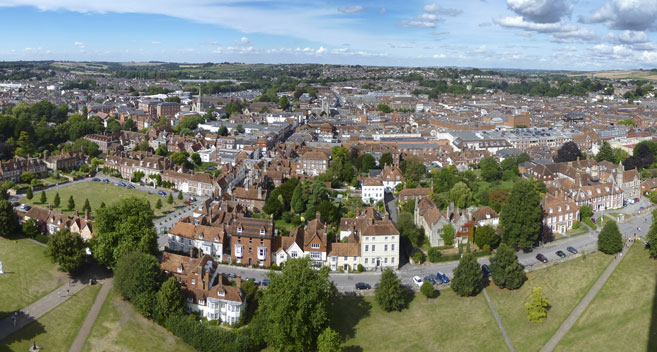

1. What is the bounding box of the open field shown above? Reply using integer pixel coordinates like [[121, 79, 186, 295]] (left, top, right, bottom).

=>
[[556, 244, 657, 351], [330, 291, 508, 352], [569, 70, 657, 81], [0, 237, 67, 319], [0, 285, 101, 352], [82, 289, 195, 352], [22, 181, 183, 217], [486, 251, 613, 352]]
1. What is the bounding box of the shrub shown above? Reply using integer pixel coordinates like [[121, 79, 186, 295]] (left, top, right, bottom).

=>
[[412, 251, 425, 264], [375, 268, 407, 312], [572, 221, 580, 230], [525, 287, 550, 323], [427, 247, 442, 262], [357, 264, 363, 272]]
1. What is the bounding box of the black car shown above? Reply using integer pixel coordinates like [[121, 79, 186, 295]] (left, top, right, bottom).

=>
[[227, 272, 237, 278], [566, 246, 578, 254], [556, 250, 566, 258], [481, 264, 491, 276], [645, 241, 651, 249], [355, 282, 371, 290], [536, 253, 548, 263]]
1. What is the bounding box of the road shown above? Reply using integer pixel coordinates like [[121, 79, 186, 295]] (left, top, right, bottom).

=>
[[209, 208, 652, 292]]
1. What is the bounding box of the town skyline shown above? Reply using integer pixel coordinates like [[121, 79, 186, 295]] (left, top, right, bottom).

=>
[[0, 0, 656, 70]]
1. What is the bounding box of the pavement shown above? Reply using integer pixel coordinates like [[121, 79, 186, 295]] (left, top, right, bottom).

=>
[[540, 241, 633, 352], [68, 279, 113, 352]]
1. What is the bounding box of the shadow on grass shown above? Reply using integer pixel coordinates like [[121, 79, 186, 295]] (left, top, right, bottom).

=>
[[647, 262, 657, 351], [0, 313, 46, 351], [330, 295, 372, 341]]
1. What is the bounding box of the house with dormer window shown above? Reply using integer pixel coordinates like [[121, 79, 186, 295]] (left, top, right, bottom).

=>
[[228, 217, 274, 267]]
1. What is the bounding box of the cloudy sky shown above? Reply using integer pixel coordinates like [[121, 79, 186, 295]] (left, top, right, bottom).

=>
[[0, 0, 656, 70]]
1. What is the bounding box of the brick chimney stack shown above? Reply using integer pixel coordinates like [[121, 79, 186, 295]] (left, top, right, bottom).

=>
[[204, 268, 210, 290], [190, 247, 194, 259], [236, 275, 242, 290], [85, 209, 90, 220]]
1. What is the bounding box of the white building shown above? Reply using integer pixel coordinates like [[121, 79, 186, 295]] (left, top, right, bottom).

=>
[[362, 178, 385, 204], [359, 218, 400, 271], [167, 222, 227, 262]]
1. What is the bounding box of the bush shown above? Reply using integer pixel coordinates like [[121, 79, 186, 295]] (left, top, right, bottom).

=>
[[451, 253, 483, 297], [572, 221, 580, 230], [525, 287, 550, 323], [412, 251, 425, 264], [163, 314, 263, 352], [427, 247, 442, 262], [357, 264, 363, 272], [375, 268, 407, 312], [420, 281, 437, 299], [598, 220, 623, 254]]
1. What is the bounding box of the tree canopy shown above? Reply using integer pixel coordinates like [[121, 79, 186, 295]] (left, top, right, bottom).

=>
[[47, 229, 87, 273], [598, 220, 623, 255], [490, 243, 526, 289], [451, 253, 483, 297], [114, 251, 162, 318], [375, 268, 407, 311], [554, 141, 582, 163], [500, 179, 542, 249]]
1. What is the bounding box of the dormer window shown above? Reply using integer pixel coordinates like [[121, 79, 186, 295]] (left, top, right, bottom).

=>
[[198, 234, 203, 240], [549, 208, 553, 214], [260, 228, 265, 235], [177, 267, 183, 273], [237, 226, 243, 233], [557, 206, 561, 212], [311, 243, 320, 249]]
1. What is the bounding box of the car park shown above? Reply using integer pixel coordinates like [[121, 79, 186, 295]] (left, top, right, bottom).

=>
[[423, 275, 437, 285], [436, 272, 450, 283], [481, 264, 491, 276], [536, 253, 548, 263], [355, 282, 371, 290], [412, 276, 423, 287], [567, 246, 578, 254], [556, 250, 566, 258]]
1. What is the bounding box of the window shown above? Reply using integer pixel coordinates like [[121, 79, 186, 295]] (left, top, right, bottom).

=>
[[384, 258, 388, 264], [392, 257, 395, 263], [260, 239, 264, 245], [248, 247, 252, 254], [311, 243, 320, 249], [392, 244, 395, 251], [372, 245, 376, 251], [191, 278, 196, 285], [365, 245, 369, 252], [365, 258, 368, 264], [249, 238, 253, 244], [384, 245, 388, 251], [291, 252, 298, 258], [260, 228, 265, 235]]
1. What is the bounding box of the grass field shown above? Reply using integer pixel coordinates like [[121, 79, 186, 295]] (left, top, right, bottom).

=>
[[556, 244, 657, 351], [330, 291, 508, 352], [486, 251, 613, 352], [82, 289, 195, 352], [0, 285, 101, 352], [22, 181, 183, 217], [569, 70, 657, 81], [0, 237, 67, 319]]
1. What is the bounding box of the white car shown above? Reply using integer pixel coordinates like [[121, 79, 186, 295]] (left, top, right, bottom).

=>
[[412, 276, 423, 287]]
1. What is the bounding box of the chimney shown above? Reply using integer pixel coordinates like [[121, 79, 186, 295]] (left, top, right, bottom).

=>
[[49, 203, 53, 211], [85, 209, 89, 220], [217, 272, 223, 289], [190, 247, 194, 259], [258, 186, 262, 199], [316, 211, 321, 221], [204, 269, 210, 290], [236, 275, 242, 290]]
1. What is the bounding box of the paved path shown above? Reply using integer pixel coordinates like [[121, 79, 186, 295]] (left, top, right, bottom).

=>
[[483, 288, 515, 352], [68, 279, 113, 352], [539, 244, 630, 352], [0, 281, 86, 341]]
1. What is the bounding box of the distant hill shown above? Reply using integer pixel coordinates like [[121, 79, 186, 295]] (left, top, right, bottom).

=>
[[569, 69, 657, 81]]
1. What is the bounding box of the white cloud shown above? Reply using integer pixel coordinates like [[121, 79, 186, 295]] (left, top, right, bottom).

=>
[[151, 41, 161, 45], [316, 46, 327, 55], [400, 3, 461, 28], [338, 5, 365, 14], [432, 53, 446, 58], [235, 37, 250, 45], [73, 41, 85, 48], [581, 0, 657, 31], [506, 0, 572, 24]]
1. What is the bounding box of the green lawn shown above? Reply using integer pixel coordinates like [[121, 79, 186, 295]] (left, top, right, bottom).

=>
[[330, 291, 508, 352], [486, 251, 614, 352], [0, 284, 101, 352], [22, 181, 183, 218], [82, 289, 195, 352], [556, 244, 657, 352], [0, 237, 67, 319]]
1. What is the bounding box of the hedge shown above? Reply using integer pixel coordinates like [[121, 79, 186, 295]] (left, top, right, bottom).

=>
[[164, 314, 263, 352]]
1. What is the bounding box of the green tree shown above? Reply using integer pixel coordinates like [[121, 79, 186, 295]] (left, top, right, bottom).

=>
[[155, 144, 169, 156], [449, 181, 472, 209], [90, 197, 158, 268], [595, 141, 616, 163], [377, 103, 392, 113], [53, 192, 60, 208], [114, 251, 161, 317], [26, 187, 33, 200], [441, 223, 456, 246], [22, 218, 40, 239], [67, 195, 75, 211], [99, 201, 106, 208], [554, 141, 582, 163], [82, 198, 91, 213], [155, 199, 162, 210], [356, 154, 377, 173], [420, 280, 437, 300], [580, 204, 593, 219], [0, 199, 19, 237], [258, 257, 336, 352], [474, 225, 500, 249], [451, 253, 483, 297], [479, 157, 502, 181], [598, 220, 623, 254], [490, 243, 526, 289], [317, 327, 342, 352], [375, 268, 407, 311], [525, 287, 550, 323], [39, 191, 47, 204], [291, 183, 306, 214], [167, 192, 174, 205], [191, 153, 202, 165], [427, 247, 442, 262], [177, 191, 183, 200], [279, 95, 290, 110], [500, 179, 542, 249], [646, 210, 657, 258], [46, 229, 86, 273], [155, 276, 185, 322], [379, 153, 394, 167], [400, 156, 426, 183]]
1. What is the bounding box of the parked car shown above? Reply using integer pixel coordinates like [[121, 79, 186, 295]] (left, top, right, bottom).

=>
[[566, 246, 578, 254], [262, 279, 269, 287], [253, 279, 260, 286], [227, 273, 237, 278], [92, 177, 100, 181], [189, 196, 197, 202], [102, 179, 110, 183], [355, 282, 371, 290], [12, 201, 20, 207], [157, 190, 167, 196], [436, 271, 450, 283], [536, 253, 548, 263], [423, 275, 437, 285], [412, 276, 423, 287], [127, 184, 135, 189], [556, 250, 566, 258], [117, 182, 126, 187], [481, 264, 491, 276]]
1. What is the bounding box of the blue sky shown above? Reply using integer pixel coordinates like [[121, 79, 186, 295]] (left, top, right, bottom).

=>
[[0, 0, 656, 70]]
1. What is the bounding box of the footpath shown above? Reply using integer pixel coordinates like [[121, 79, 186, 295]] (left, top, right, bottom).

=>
[[68, 279, 113, 352]]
